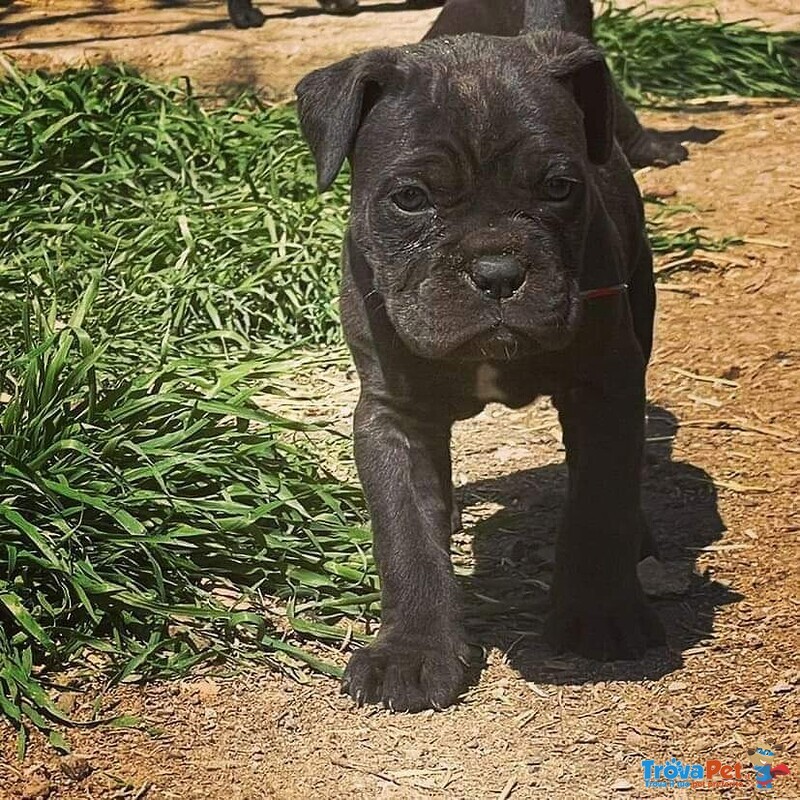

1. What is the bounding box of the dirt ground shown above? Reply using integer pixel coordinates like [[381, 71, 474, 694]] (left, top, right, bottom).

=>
[[1, 0, 800, 98], [1, 1, 799, 799]]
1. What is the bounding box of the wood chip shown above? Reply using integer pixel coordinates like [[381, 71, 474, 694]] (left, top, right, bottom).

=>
[[498, 775, 517, 800], [331, 758, 399, 785], [741, 236, 790, 248], [656, 282, 701, 296], [20, 779, 51, 800], [682, 94, 791, 106], [679, 416, 796, 440], [689, 543, 752, 552], [670, 367, 739, 387], [526, 682, 550, 699], [688, 393, 724, 407], [611, 778, 634, 791]]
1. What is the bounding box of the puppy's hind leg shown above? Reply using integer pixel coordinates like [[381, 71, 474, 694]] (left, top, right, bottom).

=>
[[548, 335, 665, 661]]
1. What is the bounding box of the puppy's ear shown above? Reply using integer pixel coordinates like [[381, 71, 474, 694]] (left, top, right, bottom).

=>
[[296, 50, 399, 191], [547, 38, 615, 165]]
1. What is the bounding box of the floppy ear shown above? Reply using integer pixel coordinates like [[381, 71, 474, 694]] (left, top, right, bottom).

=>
[[547, 37, 615, 165], [295, 49, 399, 191]]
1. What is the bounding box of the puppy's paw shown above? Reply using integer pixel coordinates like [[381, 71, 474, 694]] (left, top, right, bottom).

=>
[[546, 585, 665, 661], [626, 130, 688, 169], [342, 633, 468, 712]]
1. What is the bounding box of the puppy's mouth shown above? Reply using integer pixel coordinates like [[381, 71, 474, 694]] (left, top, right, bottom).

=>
[[450, 297, 580, 361], [383, 271, 581, 362]]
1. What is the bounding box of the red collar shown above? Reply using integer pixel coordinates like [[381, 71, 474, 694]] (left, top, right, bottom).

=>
[[579, 283, 628, 300]]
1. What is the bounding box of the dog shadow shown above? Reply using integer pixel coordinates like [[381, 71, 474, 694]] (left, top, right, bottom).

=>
[[652, 125, 724, 146], [457, 404, 740, 686], [0, 0, 424, 40]]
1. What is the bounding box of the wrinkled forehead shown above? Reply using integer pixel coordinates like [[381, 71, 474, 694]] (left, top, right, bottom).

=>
[[355, 55, 588, 176]]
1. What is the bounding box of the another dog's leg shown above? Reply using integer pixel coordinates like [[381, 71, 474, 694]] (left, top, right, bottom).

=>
[[548, 355, 665, 660], [613, 87, 689, 168], [557, 0, 689, 167], [530, 0, 690, 167], [317, 0, 360, 14], [342, 396, 468, 711], [227, 0, 265, 28]]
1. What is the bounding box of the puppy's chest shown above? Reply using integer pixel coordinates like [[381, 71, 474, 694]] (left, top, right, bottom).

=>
[[473, 364, 509, 404], [469, 362, 549, 408], [425, 362, 558, 417]]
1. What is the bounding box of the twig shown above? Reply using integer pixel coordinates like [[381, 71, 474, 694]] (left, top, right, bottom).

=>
[[132, 783, 152, 800], [517, 709, 538, 728], [689, 543, 752, 552], [670, 367, 738, 387], [741, 236, 790, 248], [499, 775, 518, 800], [708, 478, 773, 494], [687, 394, 723, 408], [682, 95, 791, 107], [579, 705, 614, 718], [655, 283, 700, 296], [331, 758, 400, 786], [679, 416, 795, 440]]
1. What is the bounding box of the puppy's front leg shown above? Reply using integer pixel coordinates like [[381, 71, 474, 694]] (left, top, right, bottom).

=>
[[548, 360, 665, 660], [342, 394, 468, 711]]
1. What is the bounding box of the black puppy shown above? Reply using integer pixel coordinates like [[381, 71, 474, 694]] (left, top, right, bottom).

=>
[[425, 0, 688, 167], [297, 31, 665, 711]]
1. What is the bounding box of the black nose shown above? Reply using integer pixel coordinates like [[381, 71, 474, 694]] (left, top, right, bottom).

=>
[[470, 255, 525, 300]]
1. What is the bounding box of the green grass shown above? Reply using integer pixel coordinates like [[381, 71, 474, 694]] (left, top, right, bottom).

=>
[[0, 63, 348, 369], [0, 65, 373, 754], [0, 285, 377, 755], [596, 3, 800, 104], [1, 1, 797, 751]]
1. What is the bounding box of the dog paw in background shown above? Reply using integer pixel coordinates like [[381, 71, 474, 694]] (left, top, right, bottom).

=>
[[227, 0, 444, 28]]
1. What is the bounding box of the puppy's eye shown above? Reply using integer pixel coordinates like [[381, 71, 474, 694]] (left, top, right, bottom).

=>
[[391, 186, 431, 213], [543, 177, 575, 202]]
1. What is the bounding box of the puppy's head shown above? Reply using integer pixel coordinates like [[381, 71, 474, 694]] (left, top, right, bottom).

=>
[[297, 33, 615, 361]]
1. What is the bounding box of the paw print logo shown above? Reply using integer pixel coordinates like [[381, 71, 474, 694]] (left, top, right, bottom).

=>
[[748, 741, 790, 791]]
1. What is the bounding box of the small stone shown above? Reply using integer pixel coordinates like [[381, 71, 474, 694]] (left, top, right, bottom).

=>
[[648, 185, 678, 200], [61, 754, 92, 782], [611, 778, 634, 791], [194, 678, 220, 702], [55, 692, 79, 716], [21, 778, 51, 800], [625, 731, 645, 748], [668, 681, 688, 692], [771, 681, 794, 694]]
